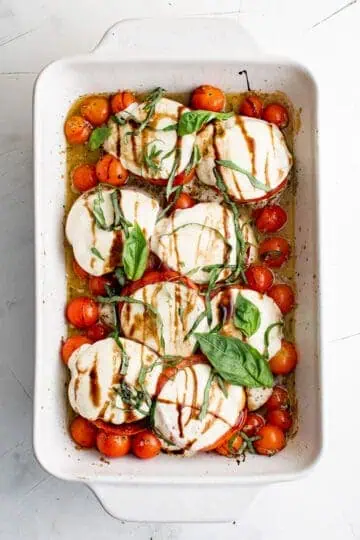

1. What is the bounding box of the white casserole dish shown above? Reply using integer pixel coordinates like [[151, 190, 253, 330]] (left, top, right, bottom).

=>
[[33, 17, 324, 522]]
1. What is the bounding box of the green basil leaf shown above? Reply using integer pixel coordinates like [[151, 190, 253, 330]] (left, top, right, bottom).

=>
[[90, 247, 105, 261], [216, 159, 271, 192], [177, 110, 233, 136], [122, 223, 149, 281], [89, 126, 111, 151], [194, 332, 274, 388], [234, 293, 261, 338]]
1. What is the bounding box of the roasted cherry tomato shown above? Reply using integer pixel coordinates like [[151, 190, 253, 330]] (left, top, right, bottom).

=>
[[95, 154, 128, 186], [245, 264, 274, 293], [216, 432, 244, 457], [65, 115, 92, 144], [268, 284, 295, 314], [259, 237, 290, 268], [191, 85, 225, 112], [269, 340, 298, 375], [111, 91, 136, 114], [262, 103, 289, 128], [267, 409, 293, 431], [88, 275, 113, 297], [92, 418, 147, 436], [173, 192, 196, 211], [72, 163, 98, 192], [146, 252, 161, 272], [96, 431, 131, 458], [66, 296, 99, 328], [81, 96, 110, 126], [70, 416, 97, 448], [242, 413, 266, 437], [86, 323, 110, 341], [266, 386, 289, 411], [120, 269, 198, 299], [239, 95, 263, 118], [147, 167, 196, 188], [72, 259, 89, 280], [132, 430, 162, 459], [61, 335, 92, 364], [254, 205, 287, 233], [254, 425, 286, 456]]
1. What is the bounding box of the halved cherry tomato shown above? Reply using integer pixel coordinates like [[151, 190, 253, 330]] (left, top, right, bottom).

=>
[[267, 409, 292, 431], [88, 275, 113, 297], [146, 168, 196, 188], [66, 296, 99, 328], [205, 409, 247, 452], [259, 237, 290, 268], [254, 205, 287, 233], [86, 323, 110, 341], [262, 103, 289, 128], [72, 163, 98, 192], [61, 335, 92, 364], [173, 192, 196, 211], [245, 264, 274, 293], [96, 431, 131, 458], [70, 416, 97, 448], [92, 418, 147, 436], [95, 154, 113, 181], [111, 91, 136, 114], [269, 340, 298, 375], [65, 115, 92, 144], [72, 259, 89, 280], [81, 96, 110, 126], [95, 154, 128, 186], [266, 386, 289, 410], [191, 85, 225, 112], [254, 425, 286, 455], [242, 412, 265, 437], [156, 354, 208, 396], [216, 433, 244, 457], [132, 430, 161, 459], [268, 284, 295, 314], [120, 269, 198, 299], [239, 95, 263, 118]]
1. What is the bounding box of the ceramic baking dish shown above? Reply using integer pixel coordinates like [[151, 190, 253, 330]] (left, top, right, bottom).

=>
[[33, 17, 324, 522]]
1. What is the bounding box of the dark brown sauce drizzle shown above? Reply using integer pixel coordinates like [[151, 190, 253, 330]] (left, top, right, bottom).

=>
[[89, 354, 100, 407], [216, 288, 234, 325], [235, 116, 256, 177]]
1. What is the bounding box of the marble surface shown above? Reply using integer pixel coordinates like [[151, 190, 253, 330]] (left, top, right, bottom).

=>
[[1, 0, 360, 537]]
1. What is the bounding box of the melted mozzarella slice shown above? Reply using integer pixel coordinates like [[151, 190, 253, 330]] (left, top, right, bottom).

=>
[[68, 337, 162, 424], [104, 98, 195, 180], [151, 202, 257, 284], [246, 387, 273, 411], [120, 281, 209, 356], [154, 363, 246, 455], [196, 115, 292, 203], [65, 186, 159, 276]]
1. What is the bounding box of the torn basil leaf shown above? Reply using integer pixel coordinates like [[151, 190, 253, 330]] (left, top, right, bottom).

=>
[[234, 293, 261, 338], [122, 223, 149, 281], [89, 126, 111, 151], [177, 110, 233, 136]]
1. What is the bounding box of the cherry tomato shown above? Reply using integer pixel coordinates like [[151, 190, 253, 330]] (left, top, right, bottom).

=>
[[132, 430, 161, 459], [96, 431, 131, 458], [254, 425, 286, 455], [268, 284, 295, 314], [146, 252, 161, 272], [95, 154, 128, 186], [262, 103, 289, 128], [267, 409, 292, 431], [245, 264, 274, 293], [266, 386, 289, 410], [204, 409, 247, 452], [191, 85, 225, 112], [66, 296, 99, 328], [216, 433, 244, 457], [65, 115, 92, 144], [92, 418, 147, 436], [146, 168, 196, 188], [239, 95, 263, 118], [254, 205, 287, 233], [61, 335, 92, 364], [259, 237, 290, 268], [86, 323, 110, 341], [269, 340, 298, 375], [111, 91, 136, 114], [89, 275, 112, 297], [72, 259, 89, 280], [96, 154, 113, 182], [70, 416, 97, 448], [242, 413, 265, 437], [72, 163, 98, 192], [173, 193, 196, 211], [81, 96, 110, 126], [120, 269, 198, 299]]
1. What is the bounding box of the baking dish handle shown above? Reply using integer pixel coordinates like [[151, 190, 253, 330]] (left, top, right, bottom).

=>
[[92, 17, 260, 59], [88, 482, 260, 522]]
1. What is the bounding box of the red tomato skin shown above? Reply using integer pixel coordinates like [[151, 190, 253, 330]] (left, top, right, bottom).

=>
[[72, 164, 98, 192], [86, 323, 110, 341], [265, 386, 289, 410], [92, 418, 147, 436], [240, 95, 263, 118], [70, 416, 97, 448], [173, 193, 196, 211], [259, 237, 290, 268], [66, 296, 99, 328], [72, 259, 89, 280], [245, 265, 274, 293], [191, 85, 225, 112], [96, 431, 131, 458], [111, 91, 136, 114], [88, 276, 112, 297], [255, 205, 287, 233], [132, 430, 161, 459], [242, 413, 265, 437], [269, 340, 298, 375], [267, 284, 295, 315], [254, 425, 286, 456], [65, 116, 92, 145], [61, 335, 92, 364], [262, 103, 289, 128], [267, 409, 293, 431], [81, 97, 110, 126]]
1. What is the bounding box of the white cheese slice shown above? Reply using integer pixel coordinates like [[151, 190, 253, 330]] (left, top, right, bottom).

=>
[[196, 115, 292, 203], [65, 186, 159, 276], [104, 98, 196, 180], [120, 281, 209, 356], [151, 202, 257, 284], [68, 337, 162, 424], [154, 363, 246, 455], [246, 387, 273, 411]]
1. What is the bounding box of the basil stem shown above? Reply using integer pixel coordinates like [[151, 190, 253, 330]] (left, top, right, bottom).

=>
[[183, 310, 206, 341], [165, 148, 181, 200], [135, 87, 166, 134], [185, 144, 201, 175], [263, 322, 284, 359], [156, 185, 183, 222], [111, 331, 130, 376], [198, 370, 215, 421]]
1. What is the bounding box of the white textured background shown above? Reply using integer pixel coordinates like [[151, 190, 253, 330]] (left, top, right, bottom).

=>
[[1, 0, 359, 538]]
